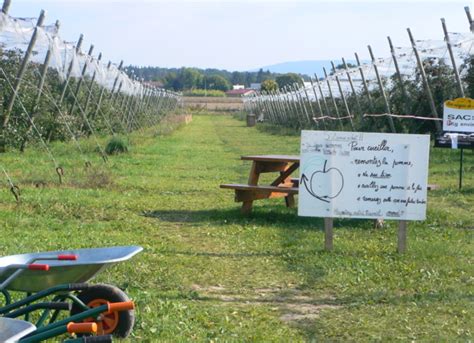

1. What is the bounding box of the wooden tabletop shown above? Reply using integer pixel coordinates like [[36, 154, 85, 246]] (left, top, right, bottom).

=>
[[241, 155, 300, 163]]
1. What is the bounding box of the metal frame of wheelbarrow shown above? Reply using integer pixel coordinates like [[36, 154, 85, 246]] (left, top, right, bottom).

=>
[[20, 301, 133, 342], [0, 246, 142, 331], [1, 301, 132, 342]]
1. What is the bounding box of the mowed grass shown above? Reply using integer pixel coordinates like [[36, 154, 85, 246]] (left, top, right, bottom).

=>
[[0, 114, 472, 341]]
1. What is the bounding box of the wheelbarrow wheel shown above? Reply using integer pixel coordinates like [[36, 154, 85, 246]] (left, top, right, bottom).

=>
[[71, 284, 135, 338]]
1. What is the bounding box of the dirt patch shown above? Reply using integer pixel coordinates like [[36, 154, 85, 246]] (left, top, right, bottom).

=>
[[280, 304, 341, 322], [188, 284, 341, 325]]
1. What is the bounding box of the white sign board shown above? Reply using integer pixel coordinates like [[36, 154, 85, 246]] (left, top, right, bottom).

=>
[[298, 131, 430, 221], [443, 98, 474, 133]]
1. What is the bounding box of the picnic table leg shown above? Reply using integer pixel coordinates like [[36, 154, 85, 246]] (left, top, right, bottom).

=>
[[284, 194, 295, 208], [241, 161, 260, 214], [281, 164, 296, 208]]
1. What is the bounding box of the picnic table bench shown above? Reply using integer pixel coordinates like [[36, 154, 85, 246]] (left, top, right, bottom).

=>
[[220, 155, 300, 214]]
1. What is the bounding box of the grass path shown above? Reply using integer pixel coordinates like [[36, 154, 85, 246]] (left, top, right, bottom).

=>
[[0, 114, 472, 341]]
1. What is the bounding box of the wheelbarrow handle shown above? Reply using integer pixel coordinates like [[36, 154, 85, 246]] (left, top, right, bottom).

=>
[[3, 263, 50, 271], [58, 254, 78, 261], [0, 264, 50, 291], [67, 322, 98, 334], [107, 301, 135, 314], [28, 264, 50, 271]]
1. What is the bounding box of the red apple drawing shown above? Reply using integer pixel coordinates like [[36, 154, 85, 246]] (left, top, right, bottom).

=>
[[301, 160, 344, 203]]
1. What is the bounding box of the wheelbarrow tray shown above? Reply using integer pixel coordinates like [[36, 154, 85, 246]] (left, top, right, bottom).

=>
[[0, 246, 143, 293], [0, 317, 36, 342]]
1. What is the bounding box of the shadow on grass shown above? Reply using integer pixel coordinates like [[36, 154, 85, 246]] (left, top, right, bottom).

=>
[[158, 249, 287, 258], [141, 206, 376, 230]]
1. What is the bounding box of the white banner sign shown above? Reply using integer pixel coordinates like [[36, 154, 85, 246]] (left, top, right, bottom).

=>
[[443, 98, 474, 133], [298, 131, 430, 221]]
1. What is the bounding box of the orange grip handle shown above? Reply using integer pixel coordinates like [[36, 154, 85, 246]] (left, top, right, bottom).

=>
[[58, 254, 77, 260], [67, 322, 98, 334], [28, 264, 50, 271], [107, 301, 135, 313]]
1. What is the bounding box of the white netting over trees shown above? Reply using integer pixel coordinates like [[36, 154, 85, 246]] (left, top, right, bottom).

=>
[[0, 11, 148, 95], [245, 9, 474, 135], [0, 4, 181, 158]]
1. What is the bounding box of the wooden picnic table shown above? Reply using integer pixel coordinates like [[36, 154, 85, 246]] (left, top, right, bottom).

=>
[[220, 155, 300, 214]]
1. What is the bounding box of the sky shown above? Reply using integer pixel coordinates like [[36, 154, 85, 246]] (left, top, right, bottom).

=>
[[8, 0, 472, 71]]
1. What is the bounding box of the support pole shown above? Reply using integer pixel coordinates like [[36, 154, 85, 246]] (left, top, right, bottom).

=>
[[314, 73, 331, 123], [323, 67, 343, 130], [387, 36, 411, 114], [70, 44, 94, 116], [110, 60, 124, 101], [58, 34, 84, 106], [2, 0, 11, 14], [368, 45, 396, 133], [441, 18, 465, 97], [90, 61, 111, 121], [83, 52, 102, 116], [293, 83, 311, 126], [459, 148, 464, 190], [355, 52, 373, 110], [302, 84, 318, 129], [324, 217, 333, 251], [407, 28, 442, 132], [309, 78, 326, 129], [465, 6, 474, 32], [2, 10, 46, 128], [331, 61, 354, 130], [20, 19, 60, 151], [397, 220, 407, 253], [342, 57, 362, 116]]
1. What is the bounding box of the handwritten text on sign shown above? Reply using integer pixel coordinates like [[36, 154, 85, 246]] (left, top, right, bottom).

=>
[[298, 131, 430, 220]]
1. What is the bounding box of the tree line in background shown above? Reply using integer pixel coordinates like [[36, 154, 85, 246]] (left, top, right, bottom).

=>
[[125, 65, 311, 92]]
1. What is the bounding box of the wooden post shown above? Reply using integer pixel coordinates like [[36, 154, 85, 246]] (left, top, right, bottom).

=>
[[302, 84, 319, 129], [309, 78, 326, 129], [2, 0, 11, 14], [354, 52, 373, 110], [2, 10, 46, 128], [20, 19, 60, 151], [407, 28, 442, 132], [90, 60, 111, 120], [270, 91, 283, 124], [387, 36, 411, 114], [70, 44, 94, 115], [284, 86, 300, 128], [293, 83, 311, 126], [83, 52, 102, 116], [331, 61, 355, 131], [58, 34, 84, 106], [441, 18, 465, 97], [109, 60, 124, 100], [314, 73, 331, 127], [342, 57, 363, 116], [397, 220, 407, 253], [465, 6, 474, 32], [368, 45, 396, 133], [277, 89, 291, 124], [323, 67, 343, 130], [324, 217, 334, 251]]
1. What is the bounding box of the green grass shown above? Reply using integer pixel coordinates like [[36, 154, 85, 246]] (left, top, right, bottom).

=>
[[0, 114, 472, 341]]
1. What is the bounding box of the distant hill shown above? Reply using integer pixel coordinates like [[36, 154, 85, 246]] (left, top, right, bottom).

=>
[[253, 60, 359, 77]]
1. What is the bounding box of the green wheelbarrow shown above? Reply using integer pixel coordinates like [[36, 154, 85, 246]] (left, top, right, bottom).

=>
[[0, 246, 142, 338]]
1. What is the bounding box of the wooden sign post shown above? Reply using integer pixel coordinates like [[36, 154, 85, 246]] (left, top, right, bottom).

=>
[[324, 217, 333, 251]]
